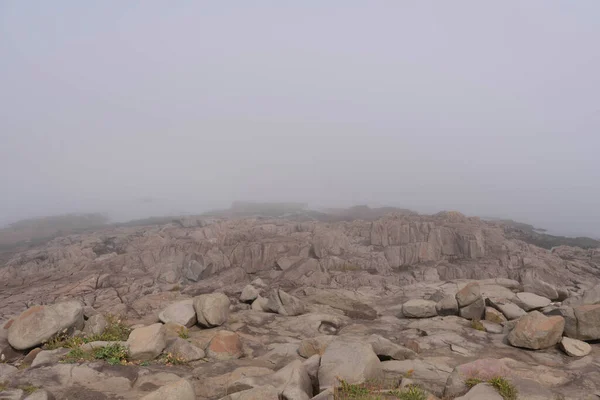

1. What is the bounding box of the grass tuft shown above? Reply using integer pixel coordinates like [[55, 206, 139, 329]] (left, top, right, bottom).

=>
[[470, 319, 485, 331], [333, 379, 427, 400], [178, 326, 189, 339], [488, 376, 518, 400], [160, 352, 188, 365], [62, 343, 129, 366]]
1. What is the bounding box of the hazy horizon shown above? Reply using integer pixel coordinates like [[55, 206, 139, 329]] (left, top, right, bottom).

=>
[[1, 2, 599, 238]]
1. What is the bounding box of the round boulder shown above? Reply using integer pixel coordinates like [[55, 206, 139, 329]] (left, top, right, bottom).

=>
[[402, 299, 437, 318], [193, 293, 230, 328], [507, 311, 565, 350]]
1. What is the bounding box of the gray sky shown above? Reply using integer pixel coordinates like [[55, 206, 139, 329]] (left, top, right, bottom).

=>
[[1, 2, 599, 237]]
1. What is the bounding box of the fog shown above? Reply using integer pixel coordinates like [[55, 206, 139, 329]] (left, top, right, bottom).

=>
[[1, 2, 599, 237]]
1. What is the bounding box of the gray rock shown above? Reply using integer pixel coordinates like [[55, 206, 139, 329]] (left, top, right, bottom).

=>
[[367, 334, 417, 360], [459, 297, 485, 320], [318, 339, 381, 390], [402, 299, 437, 318], [218, 385, 280, 400], [0, 389, 24, 400], [240, 285, 260, 303], [265, 289, 305, 316], [303, 354, 320, 393], [31, 348, 70, 367], [206, 330, 242, 360], [165, 337, 205, 361], [560, 336, 591, 357], [523, 277, 559, 301], [381, 359, 450, 396], [277, 359, 313, 400], [7, 301, 84, 350], [456, 282, 481, 307], [581, 283, 600, 305], [484, 307, 507, 324], [140, 379, 196, 400], [507, 311, 565, 349], [298, 335, 334, 358], [277, 256, 304, 270], [487, 298, 526, 320], [545, 306, 577, 338], [0, 363, 17, 379], [127, 323, 166, 361], [513, 292, 551, 311], [455, 383, 503, 400], [573, 304, 600, 340], [481, 321, 503, 334], [158, 300, 197, 327], [193, 293, 230, 327], [23, 390, 55, 400], [436, 295, 459, 316], [83, 314, 108, 336], [444, 358, 510, 397], [251, 296, 269, 312]]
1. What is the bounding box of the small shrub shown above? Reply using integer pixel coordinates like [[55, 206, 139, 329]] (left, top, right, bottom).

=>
[[0, 381, 7, 391], [18, 384, 38, 395], [92, 343, 129, 365], [488, 376, 518, 400], [161, 352, 187, 365], [170, 284, 181, 292], [471, 319, 485, 331], [465, 377, 484, 388], [178, 326, 189, 339], [397, 385, 427, 400], [87, 315, 131, 342], [43, 332, 85, 350]]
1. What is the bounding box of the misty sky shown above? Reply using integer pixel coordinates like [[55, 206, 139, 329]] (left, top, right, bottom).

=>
[[1, 2, 599, 237]]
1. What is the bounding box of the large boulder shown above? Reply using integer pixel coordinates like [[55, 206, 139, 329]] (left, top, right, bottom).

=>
[[298, 335, 335, 358], [507, 311, 565, 350], [436, 295, 459, 316], [140, 379, 196, 400], [265, 289, 305, 316], [522, 276, 558, 301], [7, 301, 84, 350], [318, 339, 381, 390], [444, 358, 511, 397], [277, 360, 313, 400], [193, 293, 230, 328], [513, 292, 551, 311], [159, 300, 197, 327], [573, 304, 600, 340], [206, 330, 242, 360], [459, 297, 485, 320], [402, 299, 437, 318], [456, 282, 481, 307], [544, 306, 577, 338], [165, 337, 205, 362], [127, 323, 166, 361], [485, 307, 507, 324], [560, 336, 591, 357], [581, 283, 600, 305]]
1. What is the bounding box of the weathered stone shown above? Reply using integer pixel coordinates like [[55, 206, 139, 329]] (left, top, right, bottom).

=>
[[507, 311, 564, 349], [486, 298, 526, 320], [456, 282, 481, 307], [277, 359, 313, 400], [0, 363, 17, 379], [194, 293, 230, 328], [318, 339, 381, 390], [206, 330, 242, 360], [140, 379, 196, 400], [83, 314, 108, 336], [127, 323, 166, 360], [436, 295, 459, 316], [23, 390, 55, 400], [31, 348, 70, 367], [7, 301, 84, 350], [218, 385, 280, 400], [573, 304, 600, 340], [485, 307, 507, 324], [545, 306, 577, 338], [298, 335, 334, 358], [459, 297, 485, 320], [455, 383, 503, 400], [0, 389, 24, 400], [560, 336, 591, 357], [240, 285, 260, 303], [513, 292, 551, 311], [381, 359, 450, 396], [580, 283, 600, 305], [367, 334, 417, 360], [402, 299, 437, 318], [444, 358, 511, 397], [265, 289, 305, 316], [523, 277, 558, 301], [251, 296, 269, 312], [80, 340, 128, 352], [481, 321, 503, 334], [165, 337, 205, 361], [158, 300, 197, 327]]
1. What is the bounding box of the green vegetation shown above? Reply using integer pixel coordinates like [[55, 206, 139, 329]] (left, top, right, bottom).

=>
[[18, 384, 39, 395], [333, 380, 427, 400], [466, 376, 518, 400], [160, 352, 188, 365], [178, 326, 189, 339], [62, 343, 129, 366], [44, 314, 131, 351], [471, 319, 485, 331]]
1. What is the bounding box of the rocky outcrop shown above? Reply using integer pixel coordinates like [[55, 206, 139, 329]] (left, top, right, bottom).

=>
[[159, 300, 197, 327], [206, 331, 242, 360], [265, 289, 305, 316], [127, 323, 166, 361], [318, 339, 381, 390]]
